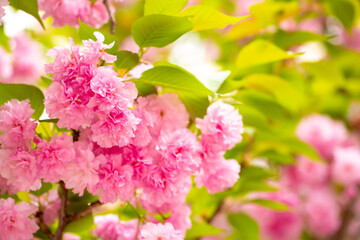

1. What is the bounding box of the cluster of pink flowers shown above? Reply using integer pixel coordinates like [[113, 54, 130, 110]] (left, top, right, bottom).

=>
[[0, 32, 244, 239], [0, 34, 44, 84], [38, 0, 119, 28], [0, 0, 7, 25]]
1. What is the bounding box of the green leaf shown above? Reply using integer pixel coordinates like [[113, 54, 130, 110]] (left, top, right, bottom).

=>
[[233, 104, 269, 129], [177, 5, 248, 31], [16, 191, 31, 203], [0, 25, 10, 52], [228, 213, 260, 240], [0, 83, 45, 119], [131, 14, 193, 48], [274, 30, 329, 49], [243, 74, 305, 113], [248, 199, 289, 211], [186, 221, 223, 239], [259, 150, 295, 165], [236, 39, 298, 70], [144, 0, 188, 15], [79, 20, 119, 55], [326, 0, 355, 30], [65, 214, 94, 234], [115, 51, 139, 70], [177, 90, 209, 118], [132, 81, 157, 96], [137, 65, 213, 94], [30, 182, 54, 197], [9, 0, 45, 29]]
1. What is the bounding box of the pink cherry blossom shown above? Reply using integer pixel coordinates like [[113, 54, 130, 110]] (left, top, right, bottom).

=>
[[9, 34, 44, 84], [332, 147, 360, 186], [0, 99, 37, 150], [0, 198, 38, 240], [35, 134, 75, 183], [83, 32, 116, 64], [139, 222, 184, 240], [304, 188, 340, 237], [94, 214, 138, 240], [196, 158, 240, 194], [0, 0, 8, 25], [296, 114, 349, 159], [0, 46, 12, 80], [197, 101, 243, 157], [0, 149, 41, 192], [63, 141, 103, 195], [93, 154, 134, 203]]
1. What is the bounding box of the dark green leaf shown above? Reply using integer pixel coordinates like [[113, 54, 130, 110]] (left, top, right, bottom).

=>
[[0, 83, 44, 119], [131, 14, 193, 48], [9, 0, 45, 29], [79, 20, 119, 55], [115, 51, 139, 70]]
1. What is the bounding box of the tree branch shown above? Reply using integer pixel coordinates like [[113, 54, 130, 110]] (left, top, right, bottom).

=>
[[35, 211, 54, 239], [67, 200, 102, 223], [54, 181, 68, 240], [103, 0, 116, 34]]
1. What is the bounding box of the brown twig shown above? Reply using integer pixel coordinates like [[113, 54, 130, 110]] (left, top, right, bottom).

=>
[[54, 181, 68, 240], [35, 211, 54, 239], [67, 200, 102, 223], [103, 0, 116, 34]]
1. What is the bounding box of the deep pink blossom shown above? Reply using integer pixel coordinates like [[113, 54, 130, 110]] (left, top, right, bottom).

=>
[[139, 222, 184, 240], [0, 198, 38, 240]]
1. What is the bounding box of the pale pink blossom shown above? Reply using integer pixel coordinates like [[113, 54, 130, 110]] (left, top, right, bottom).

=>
[[0, 198, 38, 240], [43, 200, 61, 226], [0, 46, 12, 80], [94, 214, 137, 240], [0, 0, 8, 25], [0, 99, 37, 150], [195, 158, 240, 194], [139, 222, 184, 240], [296, 114, 349, 159], [35, 134, 75, 183], [332, 147, 360, 186], [10, 34, 44, 84], [128, 63, 153, 79], [83, 32, 117, 64]]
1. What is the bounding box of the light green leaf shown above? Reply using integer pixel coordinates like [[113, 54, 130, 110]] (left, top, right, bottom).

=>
[[65, 214, 94, 234], [228, 213, 260, 240], [137, 65, 213, 94], [9, 0, 45, 29], [178, 5, 248, 31], [274, 30, 329, 49], [236, 39, 298, 70], [131, 14, 193, 48], [0, 83, 45, 119], [176, 90, 209, 118], [248, 199, 289, 211], [144, 0, 188, 15], [233, 104, 269, 129], [186, 221, 223, 239], [326, 0, 355, 30], [132, 81, 157, 96], [79, 20, 119, 55], [243, 74, 305, 113], [115, 51, 139, 70], [16, 191, 31, 203], [0, 25, 10, 52]]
